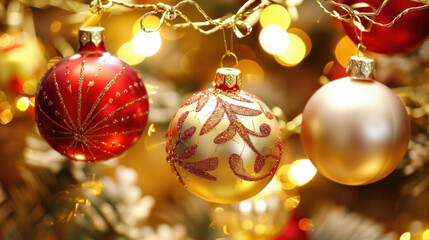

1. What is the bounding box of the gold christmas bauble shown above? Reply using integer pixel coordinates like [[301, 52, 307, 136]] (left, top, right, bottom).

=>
[[210, 177, 291, 240], [166, 69, 282, 203], [301, 77, 410, 185]]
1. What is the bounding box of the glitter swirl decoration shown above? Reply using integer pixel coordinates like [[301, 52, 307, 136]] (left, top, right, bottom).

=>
[[166, 68, 282, 204], [35, 27, 149, 162]]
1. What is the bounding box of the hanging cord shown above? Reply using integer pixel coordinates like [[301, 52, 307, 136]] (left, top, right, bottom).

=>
[[220, 27, 238, 68], [87, 0, 266, 37]]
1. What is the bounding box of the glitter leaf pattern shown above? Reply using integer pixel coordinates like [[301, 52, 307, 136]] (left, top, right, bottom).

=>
[[168, 88, 281, 182], [166, 111, 219, 185]]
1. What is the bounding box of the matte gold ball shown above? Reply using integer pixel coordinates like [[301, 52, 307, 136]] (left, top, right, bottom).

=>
[[301, 77, 410, 185]]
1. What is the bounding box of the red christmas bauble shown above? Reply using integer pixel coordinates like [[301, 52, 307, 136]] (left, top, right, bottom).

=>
[[323, 61, 347, 81], [35, 27, 149, 161], [338, 0, 429, 54]]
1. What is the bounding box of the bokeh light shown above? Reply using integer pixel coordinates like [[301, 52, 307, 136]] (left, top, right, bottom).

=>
[[16, 96, 30, 111], [132, 30, 162, 57], [288, 28, 312, 56], [117, 41, 145, 65], [74, 154, 86, 161], [160, 26, 184, 40], [260, 4, 291, 30], [277, 164, 294, 190], [259, 25, 290, 55], [132, 15, 160, 34], [23, 79, 38, 95], [237, 59, 264, 83], [210, 176, 291, 240], [50, 20, 62, 33], [298, 218, 314, 231], [400, 232, 411, 240], [335, 36, 361, 68], [274, 33, 306, 67], [234, 44, 256, 61], [288, 159, 317, 186], [409, 220, 423, 236], [0, 108, 13, 125], [284, 190, 300, 210], [423, 229, 429, 240]]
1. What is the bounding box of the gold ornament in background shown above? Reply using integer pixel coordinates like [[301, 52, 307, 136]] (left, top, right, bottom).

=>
[[210, 177, 292, 240], [301, 56, 410, 185], [166, 67, 282, 204], [0, 1, 45, 98]]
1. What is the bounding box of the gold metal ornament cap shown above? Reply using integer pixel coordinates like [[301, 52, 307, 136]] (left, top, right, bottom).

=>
[[214, 67, 242, 90], [346, 56, 375, 80], [78, 26, 105, 48]]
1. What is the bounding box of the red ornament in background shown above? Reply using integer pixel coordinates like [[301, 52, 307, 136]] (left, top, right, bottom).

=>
[[338, 0, 429, 55], [323, 61, 347, 81], [35, 27, 149, 161], [271, 213, 309, 240]]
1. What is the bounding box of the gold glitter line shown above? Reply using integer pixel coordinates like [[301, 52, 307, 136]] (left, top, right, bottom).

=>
[[84, 95, 149, 134], [77, 53, 87, 130], [83, 103, 109, 130], [79, 142, 87, 160], [81, 140, 96, 160], [87, 127, 146, 137], [88, 110, 148, 134], [57, 130, 74, 135], [53, 65, 77, 131], [71, 140, 78, 158], [49, 136, 75, 140], [63, 139, 76, 155], [88, 123, 111, 133], [87, 140, 112, 155], [82, 65, 129, 129], [36, 102, 74, 133]]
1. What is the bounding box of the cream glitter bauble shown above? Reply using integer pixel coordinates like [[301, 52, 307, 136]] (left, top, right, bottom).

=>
[[166, 68, 282, 203]]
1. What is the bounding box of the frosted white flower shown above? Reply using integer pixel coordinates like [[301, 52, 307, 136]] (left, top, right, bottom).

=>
[[85, 165, 156, 238], [24, 133, 67, 173]]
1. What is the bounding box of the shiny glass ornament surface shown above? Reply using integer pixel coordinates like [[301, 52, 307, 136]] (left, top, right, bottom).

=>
[[166, 83, 282, 203], [338, 0, 429, 55], [210, 177, 291, 240], [301, 77, 410, 185], [35, 27, 149, 161]]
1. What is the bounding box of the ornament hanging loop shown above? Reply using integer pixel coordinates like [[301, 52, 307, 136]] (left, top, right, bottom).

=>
[[220, 51, 238, 69], [356, 42, 366, 57], [350, 4, 374, 56]]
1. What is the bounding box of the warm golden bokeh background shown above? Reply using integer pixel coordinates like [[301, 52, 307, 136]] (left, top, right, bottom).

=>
[[1, 0, 429, 239]]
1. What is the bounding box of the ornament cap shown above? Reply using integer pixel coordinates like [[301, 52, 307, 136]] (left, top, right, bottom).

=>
[[78, 26, 105, 51], [214, 67, 242, 90], [346, 56, 375, 80]]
